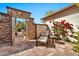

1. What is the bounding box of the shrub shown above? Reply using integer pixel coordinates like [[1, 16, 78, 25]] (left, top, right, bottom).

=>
[[73, 32, 79, 53], [73, 44, 79, 53], [51, 20, 74, 40], [16, 22, 26, 31]]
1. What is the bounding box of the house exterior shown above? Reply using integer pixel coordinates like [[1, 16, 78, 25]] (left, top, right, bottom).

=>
[[42, 4, 79, 32]]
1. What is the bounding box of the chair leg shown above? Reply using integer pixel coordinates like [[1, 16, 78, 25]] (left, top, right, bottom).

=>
[[36, 40, 38, 46], [46, 40, 49, 48]]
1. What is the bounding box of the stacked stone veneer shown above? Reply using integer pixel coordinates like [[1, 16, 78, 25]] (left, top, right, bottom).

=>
[[36, 24, 48, 37], [6, 7, 36, 40], [0, 13, 12, 45], [28, 21, 36, 40], [0, 7, 48, 46]]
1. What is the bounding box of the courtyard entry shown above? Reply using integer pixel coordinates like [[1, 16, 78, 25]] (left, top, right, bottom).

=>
[[14, 18, 27, 45], [6, 7, 36, 45], [0, 6, 36, 46]]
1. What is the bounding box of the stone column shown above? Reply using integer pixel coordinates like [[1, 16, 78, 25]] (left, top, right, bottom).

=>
[[27, 18, 35, 40], [12, 17, 16, 45]]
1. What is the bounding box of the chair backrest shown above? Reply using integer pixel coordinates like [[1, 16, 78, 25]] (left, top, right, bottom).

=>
[[40, 31, 48, 37]]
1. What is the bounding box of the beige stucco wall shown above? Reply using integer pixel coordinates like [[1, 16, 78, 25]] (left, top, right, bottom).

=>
[[46, 13, 79, 32]]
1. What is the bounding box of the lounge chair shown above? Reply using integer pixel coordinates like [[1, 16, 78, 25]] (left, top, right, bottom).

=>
[[36, 32, 48, 46]]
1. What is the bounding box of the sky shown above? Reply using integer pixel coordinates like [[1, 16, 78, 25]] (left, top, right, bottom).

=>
[[0, 3, 72, 24]]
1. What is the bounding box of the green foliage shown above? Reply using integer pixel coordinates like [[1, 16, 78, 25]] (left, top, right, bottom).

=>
[[16, 22, 27, 31], [73, 44, 79, 53], [74, 32, 79, 42], [64, 37, 71, 42], [44, 10, 55, 17], [73, 31, 79, 53]]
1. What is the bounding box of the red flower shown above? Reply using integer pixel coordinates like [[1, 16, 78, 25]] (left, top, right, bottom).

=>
[[64, 22, 73, 29], [52, 20, 74, 40], [61, 20, 66, 24]]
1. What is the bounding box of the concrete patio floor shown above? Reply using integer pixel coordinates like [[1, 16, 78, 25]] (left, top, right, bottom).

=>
[[0, 37, 36, 56], [12, 42, 78, 56], [0, 36, 78, 56]]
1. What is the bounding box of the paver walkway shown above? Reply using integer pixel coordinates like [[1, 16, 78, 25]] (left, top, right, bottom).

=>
[[0, 37, 35, 56], [12, 42, 78, 56]]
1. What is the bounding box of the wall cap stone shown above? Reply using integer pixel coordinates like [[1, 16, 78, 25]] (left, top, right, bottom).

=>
[[6, 6, 32, 14]]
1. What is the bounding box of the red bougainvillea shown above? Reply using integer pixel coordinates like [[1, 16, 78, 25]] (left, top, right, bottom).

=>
[[52, 20, 74, 40]]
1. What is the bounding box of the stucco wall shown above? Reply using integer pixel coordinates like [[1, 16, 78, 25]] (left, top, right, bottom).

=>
[[46, 13, 79, 32]]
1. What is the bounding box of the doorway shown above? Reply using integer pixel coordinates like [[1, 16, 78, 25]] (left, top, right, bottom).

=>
[[12, 17, 28, 45]]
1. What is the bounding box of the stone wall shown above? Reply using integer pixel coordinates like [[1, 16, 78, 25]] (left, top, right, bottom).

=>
[[7, 7, 36, 40], [36, 24, 48, 37], [28, 20, 36, 40], [0, 13, 12, 45], [27, 23, 48, 39], [7, 7, 31, 19]]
